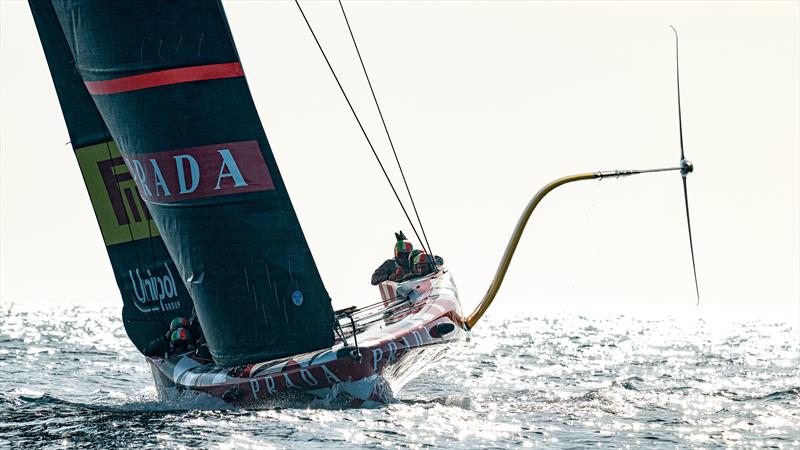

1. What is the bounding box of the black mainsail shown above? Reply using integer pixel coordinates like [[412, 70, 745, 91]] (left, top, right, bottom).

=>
[[30, 0, 335, 366]]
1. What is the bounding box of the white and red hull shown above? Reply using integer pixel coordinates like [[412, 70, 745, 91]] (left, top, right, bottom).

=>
[[147, 271, 468, 407]]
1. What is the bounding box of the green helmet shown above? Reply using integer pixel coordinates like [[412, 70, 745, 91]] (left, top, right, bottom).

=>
[[408, 249, 424, 265], [413, 252, 432, 266], [394, 240, 413, 258], [412, 252, 435, 274]]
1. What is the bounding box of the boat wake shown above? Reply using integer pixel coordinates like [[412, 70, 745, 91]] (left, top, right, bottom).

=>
[[399, 395, 474, 409], [1, 391, 226, 414], [1, 374, 401, 415]]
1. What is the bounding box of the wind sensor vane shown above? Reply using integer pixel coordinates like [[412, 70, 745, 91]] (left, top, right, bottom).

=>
[[466, 26, 701, 329], [671, 25, 701, 306]]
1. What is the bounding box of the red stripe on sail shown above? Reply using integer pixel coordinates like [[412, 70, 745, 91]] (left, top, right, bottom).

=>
[[84, 62, 244, 95]]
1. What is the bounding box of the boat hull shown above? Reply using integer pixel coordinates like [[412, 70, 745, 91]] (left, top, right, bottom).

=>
[[146, 271, 467, 407]]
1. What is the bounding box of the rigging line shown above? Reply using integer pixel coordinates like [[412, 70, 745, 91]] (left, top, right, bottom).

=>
[[293, 0, 426, 250], [337, 0, 433, 257]]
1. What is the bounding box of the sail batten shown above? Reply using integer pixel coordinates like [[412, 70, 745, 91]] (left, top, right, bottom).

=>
[[32, 0, 335, 366]]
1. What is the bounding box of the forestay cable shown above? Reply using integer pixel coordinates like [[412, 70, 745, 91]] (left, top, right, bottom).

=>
[[294, 0, 428, 253], [337, 0, 434, 257]]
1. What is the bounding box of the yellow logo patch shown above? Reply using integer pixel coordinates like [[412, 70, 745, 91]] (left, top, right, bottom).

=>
[[75, 141, 160, 246]]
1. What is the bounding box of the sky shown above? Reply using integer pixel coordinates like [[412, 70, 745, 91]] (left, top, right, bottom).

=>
[[1, 1, 798, 317]]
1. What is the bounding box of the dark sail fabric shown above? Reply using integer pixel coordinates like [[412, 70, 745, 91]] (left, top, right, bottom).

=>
[[29, 0, 195, 355], [43, 0, 335, 366]]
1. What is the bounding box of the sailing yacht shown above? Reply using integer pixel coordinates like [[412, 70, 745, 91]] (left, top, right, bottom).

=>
[[29, 0, 468, 406]]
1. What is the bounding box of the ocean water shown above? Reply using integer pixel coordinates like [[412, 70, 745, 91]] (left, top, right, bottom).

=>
[[0, 302, 798, 449]]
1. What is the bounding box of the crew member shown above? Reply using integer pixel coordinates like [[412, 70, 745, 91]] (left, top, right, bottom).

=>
[[412, 252, 436, 277], [165, 317, 195, 354], [371, 237, 413, 285], [408, 249, 424, 268], [397, 251, 437, 281]]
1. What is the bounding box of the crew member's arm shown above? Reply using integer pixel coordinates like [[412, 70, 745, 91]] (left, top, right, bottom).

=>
[[371, 259, 398, 285], [388, 265, 404, 281]]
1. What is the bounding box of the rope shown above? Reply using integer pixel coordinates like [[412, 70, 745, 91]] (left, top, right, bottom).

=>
[[335, 298, 422, 336], [336, 0, 433, 257], [294, 0, 426, 250]]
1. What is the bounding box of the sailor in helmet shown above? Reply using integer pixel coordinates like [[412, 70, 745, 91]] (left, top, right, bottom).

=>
[[159, 310, 209, 357], [411, 252, 436, 277], [397, 251, 436, 282], [408, 249, 424, 269], [371, 231, 414, 285], [165, 317, 194, 354]]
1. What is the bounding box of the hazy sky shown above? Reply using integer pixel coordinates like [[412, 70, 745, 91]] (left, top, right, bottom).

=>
[[1, 1, 798, 315]]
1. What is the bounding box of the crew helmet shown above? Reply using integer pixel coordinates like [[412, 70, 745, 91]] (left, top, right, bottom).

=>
[[408, 249, 424, 265], [170, 327, 191, 344], [394, 240, 413, 258], [169, 317, 189, 331], [413, 252, 432, 265], [413, 252, 435, 274]]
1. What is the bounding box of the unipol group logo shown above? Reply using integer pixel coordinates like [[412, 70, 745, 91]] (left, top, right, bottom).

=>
[[128, 262, 181, 313], [121, 140, 275, 202]]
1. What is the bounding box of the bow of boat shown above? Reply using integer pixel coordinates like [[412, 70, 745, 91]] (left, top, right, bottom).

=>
[[146, 270, 468, 407]]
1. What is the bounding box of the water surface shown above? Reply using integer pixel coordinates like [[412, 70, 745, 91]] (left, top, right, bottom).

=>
[[1, 303, 798, 449]]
